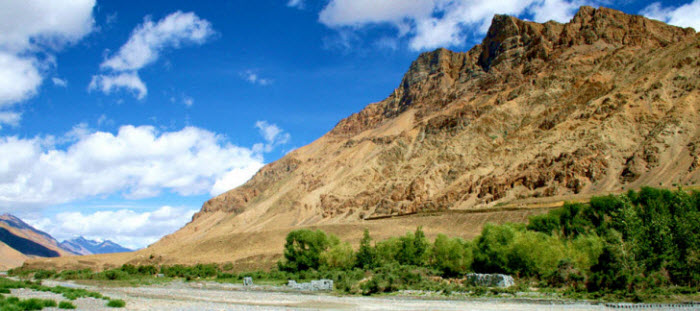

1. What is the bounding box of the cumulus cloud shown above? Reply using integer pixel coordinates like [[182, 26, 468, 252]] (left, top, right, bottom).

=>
[[0, 53, 42, 107], [91, 11, 214, 99], [29, 206, 198, 249], [316, 0, 594, 51], [89, 72, 147, 99], [241, 70, 272, 86], [253, 120, 291, 153], [0, 0, 95, 113], [0, 124, 273, 210], [0, 0, 95, 52], [641, 0, 700, 31]]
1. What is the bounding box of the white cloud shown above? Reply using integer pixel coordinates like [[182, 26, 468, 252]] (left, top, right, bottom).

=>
[[0, 0, 95, 110], [242, 70, 272, 86], [319, 0, 434, 28], [92, 11, 214, 99], [51, 77, 68, 87], [0, 52, 42, 107], [101, 11, 214, 72], [531, 0, 585, 24], [317, 0, 596, 51], [89, 72, 147, 100], [29, 206, 198, 249], [287, 0, 305, 9], [254, 120, 291, 153], [210, 164, 265, 196], [0, 111, 21, 129], [641, 1, 700, 31], [0, 124, 269, 209]]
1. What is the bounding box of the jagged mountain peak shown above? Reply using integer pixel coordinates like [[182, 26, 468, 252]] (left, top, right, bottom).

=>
[[331, 6, 695, 139]]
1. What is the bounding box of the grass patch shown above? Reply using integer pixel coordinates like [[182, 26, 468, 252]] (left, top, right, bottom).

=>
[[0, 297, 57, 310], [58, 301, 76, 309], [106, 299, 126, 308], [0, 277, 107, 302]]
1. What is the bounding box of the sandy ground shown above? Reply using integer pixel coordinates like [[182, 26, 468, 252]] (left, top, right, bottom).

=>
[[8, 279, 699, 311]]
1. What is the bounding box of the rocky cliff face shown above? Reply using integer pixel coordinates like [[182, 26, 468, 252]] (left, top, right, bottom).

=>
[[196, 6, 698, 222], [24, 7, 700, 270]]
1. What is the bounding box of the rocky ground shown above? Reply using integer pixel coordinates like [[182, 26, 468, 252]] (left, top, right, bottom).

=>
[[8, 280, 699, 310]]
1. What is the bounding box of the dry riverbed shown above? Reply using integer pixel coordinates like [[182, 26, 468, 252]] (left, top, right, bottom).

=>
[[8, 279, 699, 310]]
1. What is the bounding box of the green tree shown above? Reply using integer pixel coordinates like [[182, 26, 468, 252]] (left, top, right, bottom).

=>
[[321, 238, 355, 270], [355, 229, 377, 269], [472, 223, 518, 273], [396, 227, 429, 266], [527, 212, 561, 235], [278, 229, 330, 272], [430, 234, 473, 277]]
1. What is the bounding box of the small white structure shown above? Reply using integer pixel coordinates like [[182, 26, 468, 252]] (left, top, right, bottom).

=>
[[465, 273, 515, 288], [243, 277, 253, 286], [287, 279, 333, 291]]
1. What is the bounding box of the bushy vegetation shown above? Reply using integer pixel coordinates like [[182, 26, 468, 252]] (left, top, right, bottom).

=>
[[10, 188, 699, 302], [274, 187, 700, 300]]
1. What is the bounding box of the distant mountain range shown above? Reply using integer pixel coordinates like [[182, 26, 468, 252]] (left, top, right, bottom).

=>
[[59, 236, 132, 256], [0, 214, 132, 270]]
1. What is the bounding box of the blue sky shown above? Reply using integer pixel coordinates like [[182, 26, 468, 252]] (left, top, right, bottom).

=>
[[0, 0, 697, 249]]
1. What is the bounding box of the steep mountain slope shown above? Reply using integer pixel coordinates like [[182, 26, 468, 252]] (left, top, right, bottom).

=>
[[25, 7, 700, 271], [0, 214, 78, 269], [60, 237, 132, 255], [0, 214, 75, 256]]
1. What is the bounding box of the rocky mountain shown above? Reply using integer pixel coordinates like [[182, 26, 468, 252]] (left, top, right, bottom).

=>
[[24, 7, 700, 271], [60, 237, 132, 255], [0, 214, 133, 269], [0, 214, 76, 269]]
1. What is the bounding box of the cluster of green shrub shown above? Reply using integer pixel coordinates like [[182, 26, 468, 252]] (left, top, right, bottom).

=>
[[0, 295, 59, 311], [275, 187, 699, 299], [0, 277, 122, 309]]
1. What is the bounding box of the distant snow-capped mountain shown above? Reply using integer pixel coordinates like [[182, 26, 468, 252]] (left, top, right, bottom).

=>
[[59, 236, 132, 255]]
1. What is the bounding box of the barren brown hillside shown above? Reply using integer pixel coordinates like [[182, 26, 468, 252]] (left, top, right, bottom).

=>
[[0, 214, 76, 269], [26, 6, 700, 271]]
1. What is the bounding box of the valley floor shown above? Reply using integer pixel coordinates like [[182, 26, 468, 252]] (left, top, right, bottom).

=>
[[9, 279, 699, 311]]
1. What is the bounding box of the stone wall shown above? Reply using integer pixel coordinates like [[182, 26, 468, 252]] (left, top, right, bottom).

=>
[[465, 273, 514, 288], [287, 279, 333, 291]]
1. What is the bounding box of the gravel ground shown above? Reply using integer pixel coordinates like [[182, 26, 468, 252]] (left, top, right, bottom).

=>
[[8, 280, 699, 311]]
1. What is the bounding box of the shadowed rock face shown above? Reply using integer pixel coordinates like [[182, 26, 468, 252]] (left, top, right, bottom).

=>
[[24, 6, 700, 270], [0, 228, 59, 258]]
